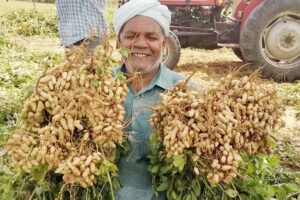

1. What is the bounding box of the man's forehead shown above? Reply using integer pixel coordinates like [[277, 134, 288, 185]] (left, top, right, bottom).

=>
[[122, 16, 164, 35], [123, 29, 160, 35], [124, 16, 160, 28]]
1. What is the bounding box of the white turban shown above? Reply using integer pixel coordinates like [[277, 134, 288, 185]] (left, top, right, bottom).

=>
[[113, 0, 171, 36]]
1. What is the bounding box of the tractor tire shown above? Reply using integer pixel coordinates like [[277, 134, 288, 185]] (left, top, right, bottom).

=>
[[162, 31, 181, 70], [232, 48, 245, 61], [240, 0, 300, 81]]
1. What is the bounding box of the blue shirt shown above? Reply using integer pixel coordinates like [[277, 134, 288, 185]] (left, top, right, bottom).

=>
[[114, 64, 186, 200], [56, 0, 109, 46]]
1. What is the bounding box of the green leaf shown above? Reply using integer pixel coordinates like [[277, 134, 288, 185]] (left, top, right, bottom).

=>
[[108, 57, 119, 67], [191, 179, 200, 196], [240, 194, 251, 200], [175, 179, 185, 192], [246, 162, 256, 175], [3, 182, 11, 193], [154, 190, 158, 197], [274, 186, 287, 200], [157, 181, 169, 192], [172, 191, 178, 199], [150, 165, 160, 173], [117, 72, 127, 81], [109, 163, 118, 173], [160, 163, 173, 174], [255, 185, 275, 197], [41, 182, 50, 191], [96, 67, 102, 75], [267, 185, 276, 197], [185, 194, 191, 200], [161, 176, 168, 182], [149, 133, 159, 144], [225, 189, 238, 198], [265, 135, 277, 149], [191, 191, 197, 200], [178, 161, 185, 171], [31, 165, 48, 182], [112, 178, 121, 190], [119, 48, 131, 58], [167, 188, 172, 199], [91, 79, 99, 89], [283, 183, 299, 192], [268, 155, 280, 167], [173, 154, 186, 171], [99, 164, 108, 176], [3, 191, 15, 200]]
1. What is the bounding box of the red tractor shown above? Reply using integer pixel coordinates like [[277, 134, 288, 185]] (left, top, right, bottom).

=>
[[119, 0, 300, 81]]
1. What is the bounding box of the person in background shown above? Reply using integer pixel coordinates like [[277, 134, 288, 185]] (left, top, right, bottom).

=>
[[56, 0, 109, 50], [118, 0, 130, 7], [113, 0, 190, 199]]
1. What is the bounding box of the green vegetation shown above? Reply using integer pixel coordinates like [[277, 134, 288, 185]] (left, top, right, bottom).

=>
[[0, 9, 58, 36], [106, 0, 118, 37], [0, 35, 62, 142], [0, 0, 118, 37], [0, 156, 122, 199], [149, 133, 300, 200]]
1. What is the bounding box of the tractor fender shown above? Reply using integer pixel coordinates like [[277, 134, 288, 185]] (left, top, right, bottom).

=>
[[233, 0, 264, 28]]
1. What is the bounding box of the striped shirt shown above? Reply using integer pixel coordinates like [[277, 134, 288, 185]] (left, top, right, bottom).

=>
[[56, 0, 109, 46]]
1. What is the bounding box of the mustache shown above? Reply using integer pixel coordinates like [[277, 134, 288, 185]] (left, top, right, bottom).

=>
[[125, 52, 163, 75]]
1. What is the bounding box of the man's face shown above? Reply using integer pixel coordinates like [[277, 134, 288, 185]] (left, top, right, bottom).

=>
[[119, 16, 166, 74]]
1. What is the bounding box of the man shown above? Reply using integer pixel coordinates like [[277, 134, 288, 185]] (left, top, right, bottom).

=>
[[113, 0, 189, 199], [56, 0, 109, 49]]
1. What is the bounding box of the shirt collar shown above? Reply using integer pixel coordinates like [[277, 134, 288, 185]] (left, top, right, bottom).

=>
[[154, 64, 175, 90]]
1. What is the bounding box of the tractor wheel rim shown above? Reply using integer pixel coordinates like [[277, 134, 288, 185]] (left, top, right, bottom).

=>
[[260, 13, 300, 68]]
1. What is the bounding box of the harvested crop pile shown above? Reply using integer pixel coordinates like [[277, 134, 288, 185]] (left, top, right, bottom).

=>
[[149, 73, 285, 199], [5, 42, 128, 197]]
